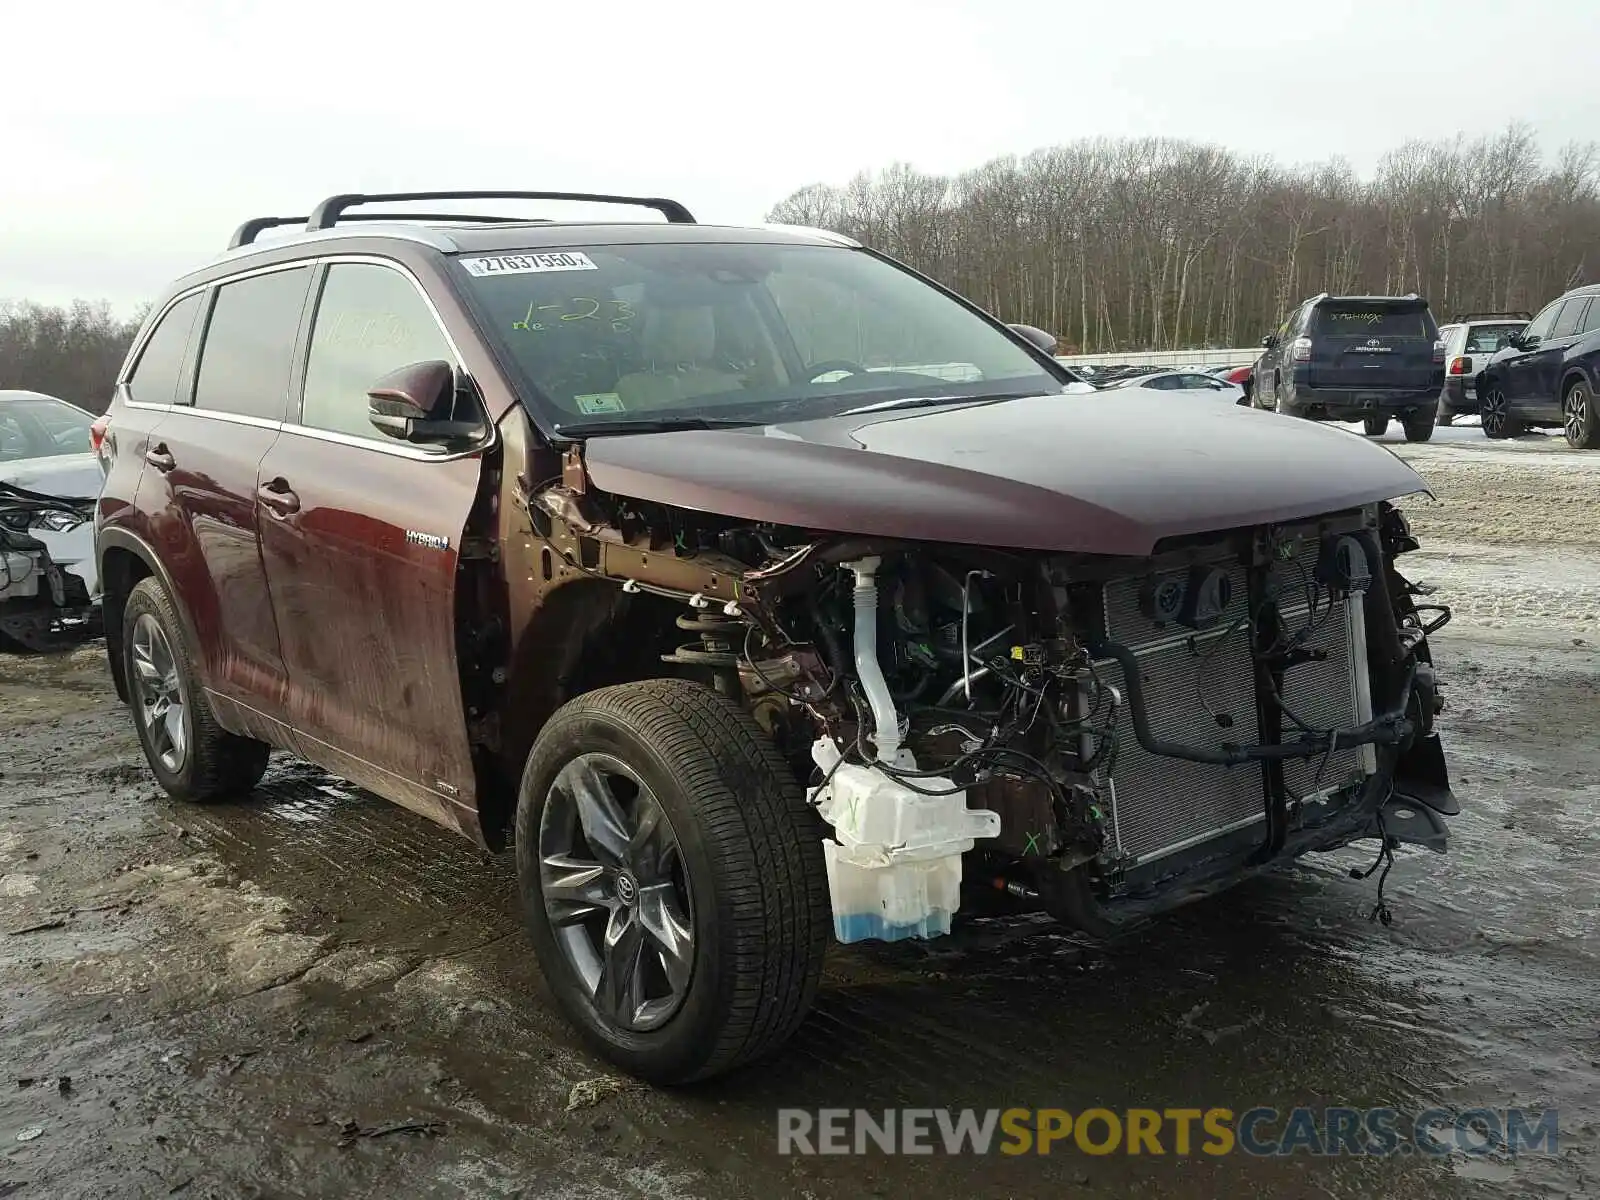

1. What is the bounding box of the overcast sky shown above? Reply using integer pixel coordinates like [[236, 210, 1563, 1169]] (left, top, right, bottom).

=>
[[5, 0, 1596, 313]]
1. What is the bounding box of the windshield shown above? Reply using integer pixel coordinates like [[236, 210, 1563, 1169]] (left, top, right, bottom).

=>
[[0, 396, 93, 463], [455, 242, 1061, 429], [1313, 303, 1433, 338]]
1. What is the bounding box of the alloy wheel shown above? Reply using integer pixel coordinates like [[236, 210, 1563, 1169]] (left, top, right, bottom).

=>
[[1564, 383, 1592, 447], [1481, 389, 1508, 437], [130, 613, 188, 773], [539, 752, 695, 1032]]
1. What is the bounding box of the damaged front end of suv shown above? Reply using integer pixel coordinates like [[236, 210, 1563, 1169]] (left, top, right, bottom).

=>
[[515, 425, 1455, 945], [1, 479, 100, 653]]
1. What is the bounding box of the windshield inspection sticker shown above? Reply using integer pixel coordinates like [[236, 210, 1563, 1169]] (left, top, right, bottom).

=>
[[574, 392, 626, 414], [461, 252, 598, 277]]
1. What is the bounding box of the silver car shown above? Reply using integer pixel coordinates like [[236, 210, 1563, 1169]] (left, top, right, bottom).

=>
[[1, 390, 102, 651]]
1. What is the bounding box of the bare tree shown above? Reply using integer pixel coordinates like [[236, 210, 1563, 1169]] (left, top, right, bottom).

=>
[[0, 301, 144, 414]]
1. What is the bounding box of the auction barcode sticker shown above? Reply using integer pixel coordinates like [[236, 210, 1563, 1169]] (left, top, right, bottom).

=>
[[461, 252, 598, 277]]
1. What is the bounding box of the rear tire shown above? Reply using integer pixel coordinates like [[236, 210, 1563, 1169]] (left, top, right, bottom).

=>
[[122, 577, 271, 803], [1563, 379, 1599, 449], [515, 678, 830, 1084], [1480, 386, 1521, 440], [1363, 415, 1388, 437], [1402, 412, 1436, 443]]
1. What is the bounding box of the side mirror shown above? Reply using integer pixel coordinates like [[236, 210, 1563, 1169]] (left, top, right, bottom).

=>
[[367, 360, 482, 444], [1261, 334, 1279, 348], [1009, 323, 1058, 354], [1506, 334, 1529, 351]]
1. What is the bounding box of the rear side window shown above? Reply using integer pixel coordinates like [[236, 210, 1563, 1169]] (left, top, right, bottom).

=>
[[1313, 303, 1432, 338], [1551, 299, 1589, 340], [300, 263, 456, 441], [192, 267, 314, 421], [126, 293, 202, 406]]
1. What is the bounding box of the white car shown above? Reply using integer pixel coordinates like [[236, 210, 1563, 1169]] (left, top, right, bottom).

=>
[[1, 390, 103, 651], [1105, 370, 1248, 404]]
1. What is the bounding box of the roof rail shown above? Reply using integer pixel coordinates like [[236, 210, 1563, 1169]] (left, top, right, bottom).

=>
[[229, 216, 309, 249], [1449, 310, 1532, 323], [305, 190, 696, 232], [228, 211, 559, 250]]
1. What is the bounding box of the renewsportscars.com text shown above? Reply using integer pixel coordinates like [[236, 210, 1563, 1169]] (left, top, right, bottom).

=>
[[776, 1106, 1559, 1158]]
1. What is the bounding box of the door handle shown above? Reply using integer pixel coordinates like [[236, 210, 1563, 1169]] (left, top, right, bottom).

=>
[[144, 444, 175, 472], [257, 479, 301, 517]]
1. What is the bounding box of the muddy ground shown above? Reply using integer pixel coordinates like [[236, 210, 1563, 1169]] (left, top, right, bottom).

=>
[[2, 426, 1597, 1199]]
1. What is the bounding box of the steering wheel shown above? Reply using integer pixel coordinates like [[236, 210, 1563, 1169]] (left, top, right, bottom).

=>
[[805, 360, 869, 382]]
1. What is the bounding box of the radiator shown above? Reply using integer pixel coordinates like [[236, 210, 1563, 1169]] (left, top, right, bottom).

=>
[[1092, 546, 1372, 866]]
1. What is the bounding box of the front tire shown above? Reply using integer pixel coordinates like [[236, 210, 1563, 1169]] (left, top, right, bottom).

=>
[[515, 679, 830, 1084], [1563, 379, 1599, 449], [122, 577, 271, 803], [1480, 386, 1521, 440]]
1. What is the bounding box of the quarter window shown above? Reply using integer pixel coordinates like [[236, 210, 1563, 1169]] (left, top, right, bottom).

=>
[[1521, 302, 1563, 344], [192, 267, 314, 421], [300, 263, 456, 441], [126, 293, 202, 407]]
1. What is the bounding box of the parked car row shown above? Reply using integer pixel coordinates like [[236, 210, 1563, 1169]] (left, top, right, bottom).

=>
[[82, 189, 1456, 1083], [1102, 370, 1247, 403], [1238, 283, 1600, 449]]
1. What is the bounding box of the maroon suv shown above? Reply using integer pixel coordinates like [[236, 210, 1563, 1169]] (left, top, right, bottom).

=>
[[95, 190, 1458, 1083]]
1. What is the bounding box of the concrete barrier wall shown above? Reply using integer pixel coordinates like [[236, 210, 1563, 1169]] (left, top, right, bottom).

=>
[[1056, 348, 1260, 369]]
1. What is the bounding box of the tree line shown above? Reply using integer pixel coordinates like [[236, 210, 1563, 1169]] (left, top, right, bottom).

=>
[[766, 123, 1600, 353], [1, 301, 144, 415], [7, 123, 1596, 406]]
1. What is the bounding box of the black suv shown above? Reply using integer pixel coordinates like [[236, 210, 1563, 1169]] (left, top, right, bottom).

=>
[[1475, 283, 1600, 448], [1252, 294, 1446, 442]]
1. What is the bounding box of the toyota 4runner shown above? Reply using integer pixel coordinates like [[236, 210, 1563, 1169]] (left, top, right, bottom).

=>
[[95, 191, 1458, 1083], [1253, 293, 1446, 441]]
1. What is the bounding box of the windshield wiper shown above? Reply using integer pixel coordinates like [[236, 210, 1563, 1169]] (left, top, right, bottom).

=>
[[839, 390, 1041, 416], [551, 416, 759, 438]]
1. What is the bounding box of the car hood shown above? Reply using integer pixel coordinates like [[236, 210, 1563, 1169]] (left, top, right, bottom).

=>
[[0, 453, 102, 501], [580, 392, 1429, 556]]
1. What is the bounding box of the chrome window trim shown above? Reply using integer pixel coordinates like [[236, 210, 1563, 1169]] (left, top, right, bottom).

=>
[[275, 419, 496, 463], [121, 253, 495, 465], [128, 403, 281, 433]]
